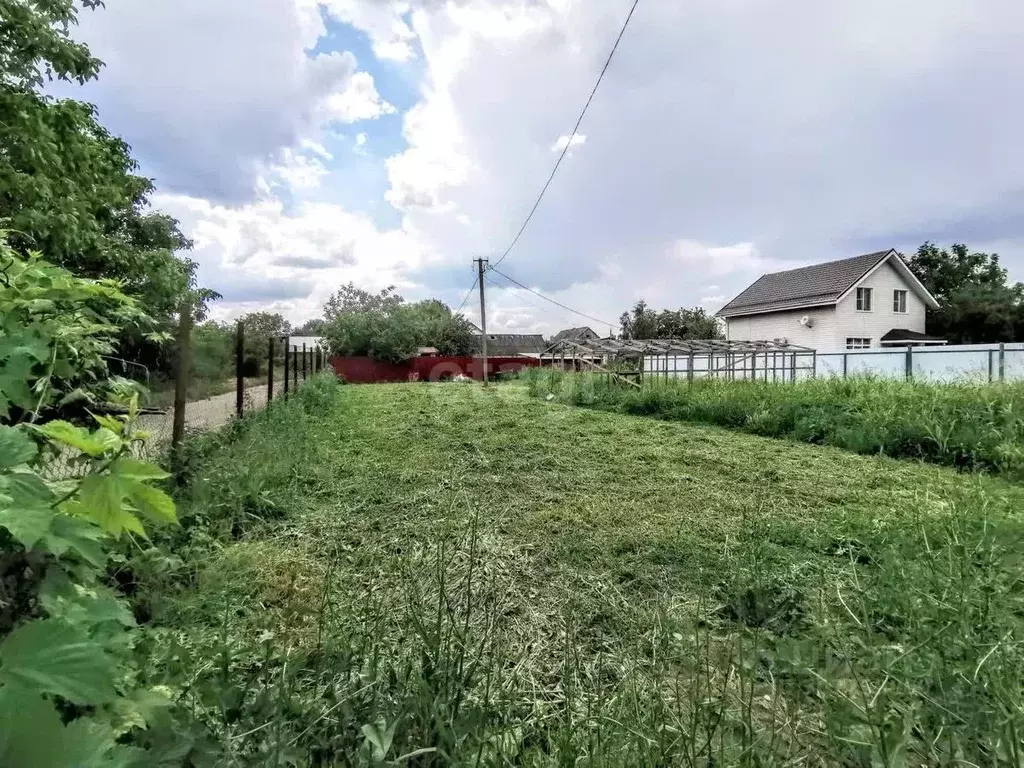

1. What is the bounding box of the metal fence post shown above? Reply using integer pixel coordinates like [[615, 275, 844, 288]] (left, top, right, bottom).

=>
[[267, 336, 275, 403], [842, 352, 848, 378], [811, 350, 817, 379], [999, 342, 1006, 382], [302, 343, 307, 380], [235, 320, 244, 418], [283, 336, 290, 396], [905, 346, 913, 381], [292, 345, 298, 390]]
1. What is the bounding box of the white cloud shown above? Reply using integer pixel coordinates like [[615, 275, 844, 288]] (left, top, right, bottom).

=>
[[552, 133, 586, 152], [315, 65, 395, 123], [68, 0, 1024, 336], [154, 190, 440, 323], [71, 0, 394, 203], [317, 0, 418, 61]]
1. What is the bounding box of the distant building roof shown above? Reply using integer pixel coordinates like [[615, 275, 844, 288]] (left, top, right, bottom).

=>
[[550, 326, 598, 344], [475, 333, 546, 356]]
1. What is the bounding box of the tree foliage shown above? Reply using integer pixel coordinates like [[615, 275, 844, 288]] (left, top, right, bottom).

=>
[[324, 282, 404, 322], [905, 243, 1024, 343], [324, 287, 475, 362], [0, 235, 161, 420], [619, 301, 723, 341], [293, 317, 327, 336], [0, 0, 209, 326]]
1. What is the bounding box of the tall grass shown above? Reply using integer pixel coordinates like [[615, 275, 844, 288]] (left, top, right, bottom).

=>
[[123, 375, 1024, 765], [523, 368, 1024, 479]]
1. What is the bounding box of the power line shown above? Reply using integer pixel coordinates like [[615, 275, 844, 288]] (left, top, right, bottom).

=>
[[488, 265, 618, 329], [454, 273, 479, 315], [491, 0, 643, 269], [484, 274, 581, 328]]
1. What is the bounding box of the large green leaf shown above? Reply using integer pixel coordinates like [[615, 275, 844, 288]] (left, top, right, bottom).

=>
[[0, 425, 37, 469], [44, 515, 108, 569], [40, 570, 135, 629], [112, 457, 169, 482], [0, 619, 117, 704], [0, 469, 56, 549], [72, 475, 145, 537], [0, 688, 66, 768], [0, 470, 54, 505], [0, 504, 57, 550], [35, 421, 120, 457], [124, 480, 177, 525]]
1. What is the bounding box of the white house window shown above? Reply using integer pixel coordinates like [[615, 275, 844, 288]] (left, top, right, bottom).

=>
[[893, 289, 907, 313], [856, 287, 872, 311], [846, 337, 872, 350]]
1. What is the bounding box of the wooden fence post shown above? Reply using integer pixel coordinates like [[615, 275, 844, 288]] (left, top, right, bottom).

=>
[[267, 336, 275, 403], [235, 321, 244, 418], [171, 300, 192, 464], [283, 337, 290, 396]]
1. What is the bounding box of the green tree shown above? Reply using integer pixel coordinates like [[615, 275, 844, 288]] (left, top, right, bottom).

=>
[[323, 282, 404, 321], [1, 0, 205, 322], [904, 243, 1024, 343], [293, 318, 326, 336], [619, 301, 723, 340], [323, 289, 475, 362]]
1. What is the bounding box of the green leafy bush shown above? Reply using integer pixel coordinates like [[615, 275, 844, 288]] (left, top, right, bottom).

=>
[[1, 244, 181, 764]]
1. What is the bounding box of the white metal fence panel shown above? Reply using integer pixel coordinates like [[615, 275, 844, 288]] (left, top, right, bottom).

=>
[[640, 343, 1024, 383]]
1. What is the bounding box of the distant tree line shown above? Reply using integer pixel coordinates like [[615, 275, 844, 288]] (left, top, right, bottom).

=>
[[618, 302, 722, 340], [904, 243, 1024, 344]]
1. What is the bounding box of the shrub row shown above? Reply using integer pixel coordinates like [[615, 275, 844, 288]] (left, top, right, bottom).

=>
[[523, 369, 1024, 479]]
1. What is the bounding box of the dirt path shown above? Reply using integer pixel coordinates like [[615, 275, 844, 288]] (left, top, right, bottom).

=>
[[139, 382, 286, 444]]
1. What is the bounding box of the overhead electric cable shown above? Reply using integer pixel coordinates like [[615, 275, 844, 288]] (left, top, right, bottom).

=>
[[454, 273, 479, 315], [488, 265, 618, 329], [491, 0, 643, 269]]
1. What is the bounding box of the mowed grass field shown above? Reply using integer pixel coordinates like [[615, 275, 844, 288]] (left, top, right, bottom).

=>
[[143, 378, 1024, 765]]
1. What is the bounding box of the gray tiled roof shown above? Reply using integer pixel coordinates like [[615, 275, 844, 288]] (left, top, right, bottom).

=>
[[550, 327, 598, 344], [473, 333, 546, 356], [718, 250, 892, 317]]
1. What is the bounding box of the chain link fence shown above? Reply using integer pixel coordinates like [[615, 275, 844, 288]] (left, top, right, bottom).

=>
[[37, 317, 329, 480]]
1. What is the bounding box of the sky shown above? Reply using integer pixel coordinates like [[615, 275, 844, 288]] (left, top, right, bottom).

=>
[[67, 0, 1024, 335]]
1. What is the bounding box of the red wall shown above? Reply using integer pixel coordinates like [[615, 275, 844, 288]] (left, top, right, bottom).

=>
[[330, 355, 539, 384]]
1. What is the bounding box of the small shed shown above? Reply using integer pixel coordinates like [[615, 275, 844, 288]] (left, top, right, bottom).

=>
[[541, 337, 816, 384]]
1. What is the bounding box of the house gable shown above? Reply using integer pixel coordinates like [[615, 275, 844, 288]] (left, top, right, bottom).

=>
[[718, 249, 938, 319]]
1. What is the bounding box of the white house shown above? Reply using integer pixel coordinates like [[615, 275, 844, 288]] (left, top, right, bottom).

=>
[[717, 249, 944, 350]]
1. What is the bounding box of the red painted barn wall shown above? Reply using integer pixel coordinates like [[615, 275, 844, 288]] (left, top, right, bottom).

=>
[[329, 356, 539, 383]]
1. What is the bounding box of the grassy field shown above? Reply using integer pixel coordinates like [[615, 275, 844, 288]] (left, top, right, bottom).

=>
[[136, 377, 1024, 765], [524, 369, 1024, 480]]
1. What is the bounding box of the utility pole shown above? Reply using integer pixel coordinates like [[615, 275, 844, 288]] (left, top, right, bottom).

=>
[[475, 257, 489, 385]]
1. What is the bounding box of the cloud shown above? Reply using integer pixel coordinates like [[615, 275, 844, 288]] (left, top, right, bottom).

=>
[[69, 0, 1024, 337], [316, 0, 419, 61], [71, 0, 393, 204], [361, 0, 1024, 334], [552, 133, 586, 152], [153, 190, 438, 321]]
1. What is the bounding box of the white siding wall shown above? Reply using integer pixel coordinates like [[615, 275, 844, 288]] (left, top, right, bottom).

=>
[[725, 306, 838, 348], [833, 261, 926, 348]]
